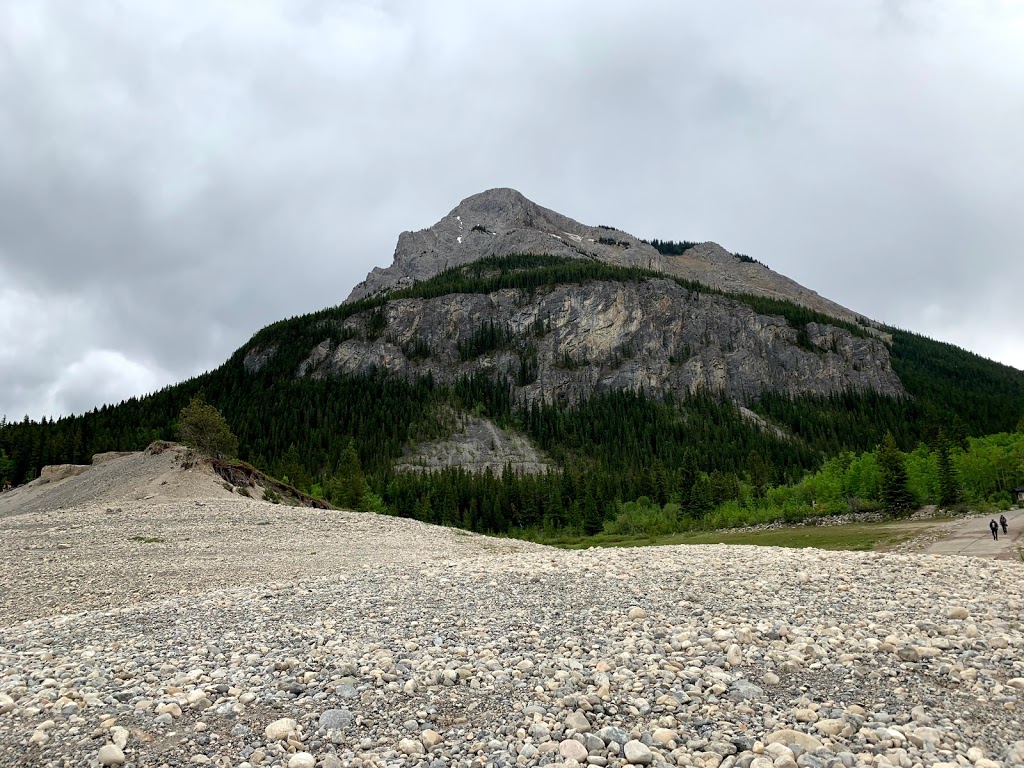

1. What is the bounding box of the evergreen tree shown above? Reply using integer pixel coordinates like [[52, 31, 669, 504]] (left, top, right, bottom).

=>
[[877, 432, 914, 516], [935, 430, 960, 507], [328, 442, 369, 510], [0, 448, 13, 485], [176, 396, 238, 458], [690, 475, 713, 518], [748, 451, 772, 498], [581, 484, 603, 535]]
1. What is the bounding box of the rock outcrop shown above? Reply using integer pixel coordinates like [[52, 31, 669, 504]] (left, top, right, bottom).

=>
[[307, 279, 903, 404], [395, 415, 551, 475], [346, 188, 868, 326]]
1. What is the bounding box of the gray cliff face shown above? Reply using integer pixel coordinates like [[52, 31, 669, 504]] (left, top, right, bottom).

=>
[[307, 280, 903, 404], [395, 414, 551, 475], [345, 187, 868, 327]]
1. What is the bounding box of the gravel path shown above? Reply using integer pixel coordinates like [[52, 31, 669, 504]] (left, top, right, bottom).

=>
[[0, 453, 1022, 767]]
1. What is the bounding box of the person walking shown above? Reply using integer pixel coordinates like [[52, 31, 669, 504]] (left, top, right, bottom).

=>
[[1000, 514, 1008, 535], [990, 519, 999, 540]]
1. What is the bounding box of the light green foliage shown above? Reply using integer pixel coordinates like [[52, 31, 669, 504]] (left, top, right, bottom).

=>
[[955, 431, 1024, 502], [176, 396, 239, 458], [603, 497, 682, 537], [935, 431, 960, 507], [362, 491, 390, 515], [904, 443, 939, 506]]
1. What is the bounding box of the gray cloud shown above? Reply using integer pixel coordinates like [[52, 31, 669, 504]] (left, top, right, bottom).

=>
[[1, 0, 1022, 419]]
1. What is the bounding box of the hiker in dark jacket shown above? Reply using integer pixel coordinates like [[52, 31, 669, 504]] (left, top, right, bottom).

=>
[[990, 519, 999, 540], [1000, 514, 1008, 535]]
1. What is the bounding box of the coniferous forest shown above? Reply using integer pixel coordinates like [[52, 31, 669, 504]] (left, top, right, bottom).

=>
[[3, 255, 1024, 536]]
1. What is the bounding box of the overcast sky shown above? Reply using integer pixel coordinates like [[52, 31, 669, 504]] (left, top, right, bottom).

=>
[[2, 0, 1023, 420]]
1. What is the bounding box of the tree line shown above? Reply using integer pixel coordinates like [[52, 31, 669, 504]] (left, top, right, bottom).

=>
[[3, 254, 1024, 539]]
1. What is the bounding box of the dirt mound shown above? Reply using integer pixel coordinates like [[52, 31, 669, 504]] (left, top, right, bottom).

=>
[[0, 443, 235, 518], [91, 451, 136, 465], [31, 464, 91, 486]]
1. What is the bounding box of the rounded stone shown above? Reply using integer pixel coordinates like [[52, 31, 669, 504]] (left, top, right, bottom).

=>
[[560, 739, 589, 762], [288, 753, 315, 768], [399, 737, 425, 755], [264, 718, 298, 741], [421, 729, 443, 749], [98, 744, 126, 767], [624, 740, 653, 765], [565, 711, 590, 732], [318, 708, 352, 731], [652, 728, 677, 746]]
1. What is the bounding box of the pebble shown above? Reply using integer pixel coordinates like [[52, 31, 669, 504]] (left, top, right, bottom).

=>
[[623, 739, 654, 765], [421, 728, 443, 749], [0, 492, 1022, 768], [264, 718, 298, 741], [97, 744, 126, 766]]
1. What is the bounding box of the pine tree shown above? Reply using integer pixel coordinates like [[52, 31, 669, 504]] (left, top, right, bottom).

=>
[[935, 430, 960, 508], [877, 432, 914, 516], [689, 475, 713, 518], [176, 396, 238, 458], [328, 442, 369, 511]]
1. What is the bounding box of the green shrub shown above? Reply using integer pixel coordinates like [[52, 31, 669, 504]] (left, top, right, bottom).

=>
[[362, 491, 390, 515], [263, 488, 281, 504], [603, 498, 682, 537]]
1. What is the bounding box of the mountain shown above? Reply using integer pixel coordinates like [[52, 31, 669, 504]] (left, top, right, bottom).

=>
[[347, 188, 867, 326], [251, 188, 902, 407], [3, 189, 1024, 534]]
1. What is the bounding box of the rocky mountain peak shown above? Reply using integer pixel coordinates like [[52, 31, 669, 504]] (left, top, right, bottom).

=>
[[345, 188, 867, 327], [345, 188, 664, 303]]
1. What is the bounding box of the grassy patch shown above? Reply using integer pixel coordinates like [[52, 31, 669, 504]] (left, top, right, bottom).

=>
[[128, 535, 165, 544], [538, 521, 941, 552]]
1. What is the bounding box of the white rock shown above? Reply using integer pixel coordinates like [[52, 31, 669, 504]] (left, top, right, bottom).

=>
[[726, 644, 743, 666], [815, 719, 844, 737], [628, 606, 647, 620], [111, 725, 129, 749], [560, 739, 589, 762], [652, 728, 677, 746], [288, 754, 315, 768], [624, 739, 653, 765], [764, 730, 823, 751], [264, 718, 298, 741], [421, 729, 443, 749], [399, 737, 425, 755], [98, 744, 126, 767]]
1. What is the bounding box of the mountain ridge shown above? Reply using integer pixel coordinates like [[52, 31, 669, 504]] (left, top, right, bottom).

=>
[[346, 188, 871, 329], [3, 188, 1024, 533]]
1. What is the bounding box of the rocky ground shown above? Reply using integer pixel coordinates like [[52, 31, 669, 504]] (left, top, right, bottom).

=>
[[0, 452, 1022, 768]]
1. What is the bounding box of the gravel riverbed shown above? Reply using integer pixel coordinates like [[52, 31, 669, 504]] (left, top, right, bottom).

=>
[[1, 481, 1022, 767]]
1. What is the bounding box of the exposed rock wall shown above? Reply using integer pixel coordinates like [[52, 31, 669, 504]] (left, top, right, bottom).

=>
[[395, 415, 551, 474], [309, 280, 903, 404]]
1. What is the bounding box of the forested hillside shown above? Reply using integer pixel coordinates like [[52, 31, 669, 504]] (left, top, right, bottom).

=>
[[2, 255, 1023, 535]]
